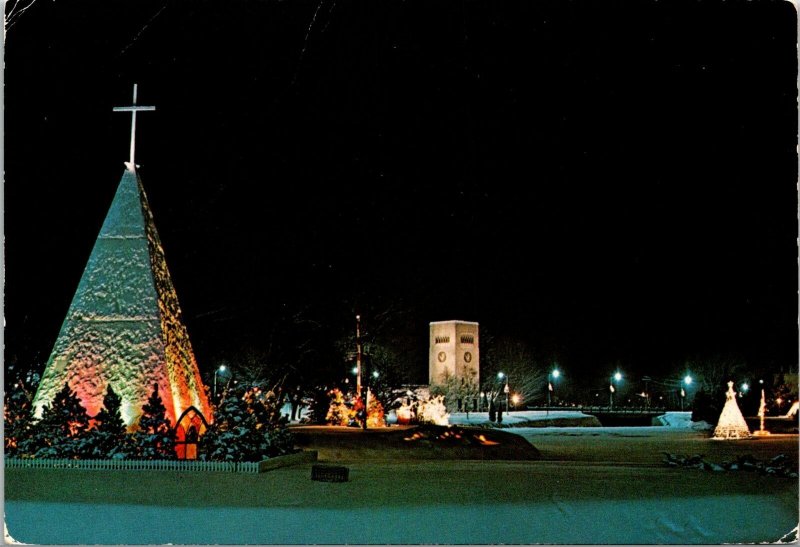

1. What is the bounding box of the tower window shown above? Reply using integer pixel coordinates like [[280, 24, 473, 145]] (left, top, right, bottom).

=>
[[434, 336, 450, 344], [460, 335, 474, 344]]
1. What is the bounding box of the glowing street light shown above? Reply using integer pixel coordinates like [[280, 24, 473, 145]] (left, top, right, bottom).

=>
[[372, 370, 379, 379], [213, 365, 228, 398], [680, 375, 693, 411], [498, 372, 509, 412], [740, 382, 750, 395], [610, 371, 622, 410], [547, 367, 561, 415]]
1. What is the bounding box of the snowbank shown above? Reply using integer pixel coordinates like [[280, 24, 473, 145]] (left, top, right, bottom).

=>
[[448, 410, 714, 430], [654, 411, 713, 430], [448, 410, 600, 427]]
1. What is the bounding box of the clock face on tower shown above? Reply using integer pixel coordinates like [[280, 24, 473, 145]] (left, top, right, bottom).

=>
[[464, 351, 472, 363], [437, 351, 447, 363]]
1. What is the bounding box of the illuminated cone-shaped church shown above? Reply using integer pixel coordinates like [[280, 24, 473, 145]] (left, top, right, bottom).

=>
[[32, 86, 211, 430]]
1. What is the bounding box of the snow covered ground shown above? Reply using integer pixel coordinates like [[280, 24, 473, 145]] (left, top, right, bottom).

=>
[[6, 493, 797, 544], [449, 408, 596, 426], [6, 421, 797, 544], [448, 409, 714, 429]]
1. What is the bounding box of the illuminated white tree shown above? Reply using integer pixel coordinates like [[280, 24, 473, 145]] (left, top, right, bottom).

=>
[[713, 381, 751, 439]]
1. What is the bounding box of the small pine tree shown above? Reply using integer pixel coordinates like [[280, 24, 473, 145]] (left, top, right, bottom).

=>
[[200, 387, 262, 462], [19, 382, 91, 458], [201, 386, 295, 462], [4, 378, 37, 456], [303, 387, 332, 424], [132, 383, 176, 459], [85, 385, 133, 458], [247, 388, 294, 457]]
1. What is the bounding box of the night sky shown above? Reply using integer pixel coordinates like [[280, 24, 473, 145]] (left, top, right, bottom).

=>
[[4, 0, 798, 390]]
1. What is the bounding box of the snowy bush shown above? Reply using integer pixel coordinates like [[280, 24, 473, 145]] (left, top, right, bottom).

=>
[[393, 388, 450, 426], [430, 371, 479, 413], [200, 386, 295, 462], [416, 395, 450, 425]]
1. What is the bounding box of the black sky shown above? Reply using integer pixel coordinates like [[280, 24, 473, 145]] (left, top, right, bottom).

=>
[[4, 0, 798, 387]]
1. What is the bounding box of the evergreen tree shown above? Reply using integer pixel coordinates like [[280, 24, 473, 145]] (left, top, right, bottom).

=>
[[132, 383, 176, 459], [248, 388, 295, 457], [19, 382, 91, 458], [200, 387, 262, 462], [85, 385, 133, 458], [4, 377, 37, 457], [200, 386, 295, 462], [304, 387, 333, 424]]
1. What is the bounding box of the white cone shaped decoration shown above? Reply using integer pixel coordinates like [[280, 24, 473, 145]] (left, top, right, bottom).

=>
[[32, 169, 212, 430], [713, 381, 751, 439]]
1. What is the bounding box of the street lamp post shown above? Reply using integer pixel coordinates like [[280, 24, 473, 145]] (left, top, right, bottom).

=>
[[610, 371, 622, 410], [547, 368, 560, 417], [642, 376, 651, 410], [355, 315, 362, 395], [498, 372, 509, 413], [681, 374, 692, 411], [355, 314, 368, 430], [213, 365, 227, 399]]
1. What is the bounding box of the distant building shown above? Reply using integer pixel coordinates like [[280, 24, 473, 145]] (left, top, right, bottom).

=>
[[429, 320, 479, 387]]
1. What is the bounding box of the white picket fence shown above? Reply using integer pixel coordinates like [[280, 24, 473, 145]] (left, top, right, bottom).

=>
[[4, 457, 260, 473]]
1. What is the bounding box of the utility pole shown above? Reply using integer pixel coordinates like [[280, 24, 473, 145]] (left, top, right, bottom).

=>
[[356, 314, 362, 395], [356, 314, 367, 430]]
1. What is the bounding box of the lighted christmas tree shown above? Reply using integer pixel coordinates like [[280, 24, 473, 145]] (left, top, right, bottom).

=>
[[325, 388, 352, 426], [713, 381, 751, 439]]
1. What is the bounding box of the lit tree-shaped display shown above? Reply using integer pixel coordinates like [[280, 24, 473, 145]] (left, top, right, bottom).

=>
[[713, 381, 751, 439], [366, 392, 386, 428], [326, 388, 352, 426]]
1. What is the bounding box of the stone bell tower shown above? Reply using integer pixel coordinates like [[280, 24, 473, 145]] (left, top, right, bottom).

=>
[[429, 320, 479, 387]]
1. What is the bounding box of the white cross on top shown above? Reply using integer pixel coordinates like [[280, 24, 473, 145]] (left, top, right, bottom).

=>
[[113, 84, 155, 171]]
